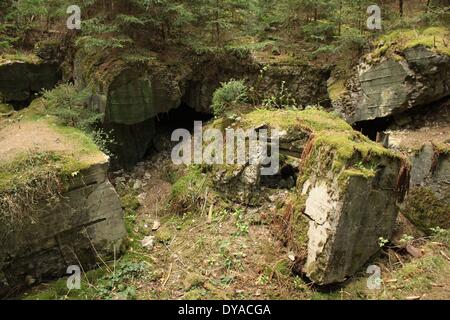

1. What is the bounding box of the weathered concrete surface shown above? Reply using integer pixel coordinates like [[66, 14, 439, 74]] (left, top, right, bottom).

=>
[[75, 49, 330, 168], [209, 109, 407, 284], [302, 157, 404, 284], [184, 53, 331, 113], [333, 46, 450, 123], [0, 161, 127, 297], [402, 142, 450, 233], [0, 59, 60, 105]]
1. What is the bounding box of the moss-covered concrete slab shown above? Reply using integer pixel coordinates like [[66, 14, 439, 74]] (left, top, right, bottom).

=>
[[332, 27, 450, 123], [213, 108, 409, 284], [0, 111, 126, 297]]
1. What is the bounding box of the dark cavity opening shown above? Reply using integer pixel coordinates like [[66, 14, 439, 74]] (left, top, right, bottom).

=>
[[353, 117, 392, 141], [8, 92, 39, 111], [261, 163, 299, 190], [353, 97, 450, 142], [145, 103, 213, 156]]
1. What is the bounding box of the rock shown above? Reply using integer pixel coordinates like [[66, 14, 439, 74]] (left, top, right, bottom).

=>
[[0, 161, 127, 297], [74, 50, 189, 169], [152, 220, 161, 231], [137, 193, 146, 205], [141, 236, 155, 250], [333, 46, 450, 123], [75, 49, 330, 168], [402, 143, 450, 233], [410, 143, 435, 186], [25, 275, 36, 286], [133, 179, 142, 190], [302, 156, 404, 285], [209, 109, 408, 284]]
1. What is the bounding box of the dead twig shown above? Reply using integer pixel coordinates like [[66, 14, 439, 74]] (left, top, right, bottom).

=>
[[162, 263, 173, 287], [440, 250, 450, 262]]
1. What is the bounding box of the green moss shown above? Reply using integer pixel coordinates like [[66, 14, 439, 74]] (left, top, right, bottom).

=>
[[242, 108, 352, 132], [183, 288, 207, 300], [183, 272, 206, 290], [231, 108, 406, 190], [0, 113, 105, 222], [0, 52, 41, 65], [0, 151, 85, 193], [155, 225, 172, 244], [433, 142, 450, 155], [328, 79, 346, 101], [53, 124, 102, 156], [23, 268, 106, 300], [0, 103, 13, 113], [372, 27, 450, 60], [169, 166, 210, 214], [403, 187, 450, 234]]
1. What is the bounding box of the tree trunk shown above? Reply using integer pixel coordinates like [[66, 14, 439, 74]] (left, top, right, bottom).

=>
[[338, 0, 342, 36], [399, 0, 404, 17]]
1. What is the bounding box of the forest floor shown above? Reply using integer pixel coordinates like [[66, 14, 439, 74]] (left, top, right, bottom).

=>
[[21, 147, 450, 300]]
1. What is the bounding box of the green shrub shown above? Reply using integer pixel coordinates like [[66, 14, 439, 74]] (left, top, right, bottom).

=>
[[43, 84, 95, 129], [337, 28, 367, 53], [43, 84, 113, 154], [211, 79, 248, 116], [301, 21, 336, 42]]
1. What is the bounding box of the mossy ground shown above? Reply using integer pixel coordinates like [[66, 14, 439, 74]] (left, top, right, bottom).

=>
[[21, 130, 450, 300], [0, 52, 42, 65], [22, 158, 450, 300], [0, 103, 13, 113], [0, 99, 106, 222]]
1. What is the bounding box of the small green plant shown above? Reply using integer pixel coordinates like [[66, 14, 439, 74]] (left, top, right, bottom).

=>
[[378, 237, 389, 248], [430, 226, 446, 236], [293, 276, 306, 291], [94, 261, 147, 300], [399, 234, 414, 245], [258, 273, 270, 285], [211, 79, 248, 116], [233, 208, 249, 236], [262, 81, 297, 109]]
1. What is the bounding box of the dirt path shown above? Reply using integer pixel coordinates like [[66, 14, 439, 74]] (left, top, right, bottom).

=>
[[0, 120, 75, 162]]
